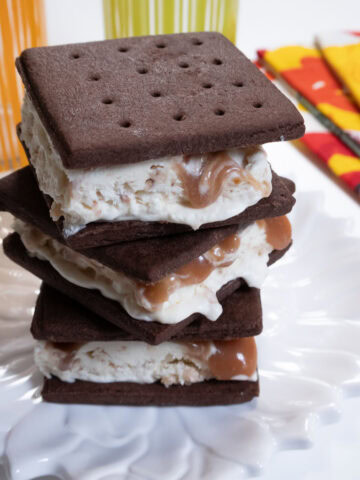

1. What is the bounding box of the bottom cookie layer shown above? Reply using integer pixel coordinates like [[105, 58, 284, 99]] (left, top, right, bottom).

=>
[[42, 377, 259, 406]]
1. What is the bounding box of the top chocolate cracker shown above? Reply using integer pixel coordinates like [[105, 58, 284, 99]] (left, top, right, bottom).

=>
[[16, 32, 304, 169]]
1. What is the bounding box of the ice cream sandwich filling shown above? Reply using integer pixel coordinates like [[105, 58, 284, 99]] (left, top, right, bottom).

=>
[[14, 216, 291, 324], [35, 337, 257, 386], [20, 94, 272, 236]]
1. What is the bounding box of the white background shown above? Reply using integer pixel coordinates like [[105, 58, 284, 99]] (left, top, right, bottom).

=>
[[39, 1, 360, 478]]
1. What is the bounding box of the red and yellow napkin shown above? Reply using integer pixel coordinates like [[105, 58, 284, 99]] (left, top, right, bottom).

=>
[[257, 39, 360, 198], [316, 31, 360, 110]]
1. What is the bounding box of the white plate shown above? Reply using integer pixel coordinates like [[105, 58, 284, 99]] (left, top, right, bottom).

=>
[[0, 143, 359, 480]]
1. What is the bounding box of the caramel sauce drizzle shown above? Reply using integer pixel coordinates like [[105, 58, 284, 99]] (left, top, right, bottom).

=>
[[186, 337, 257, 380], [177, 150, 270, 209], [257, 215, 292, 250], [140, 233, 241, 308]]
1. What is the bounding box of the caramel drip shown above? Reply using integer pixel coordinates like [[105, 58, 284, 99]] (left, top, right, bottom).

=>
[[141, 233, 240, 307], [50, 342, 81, 371], [177, 151, 268, 209], [258, 215, 292, 250], [186, 337, 257, 380], [210, 338, 257, 379], [207, 233, 241, 263]]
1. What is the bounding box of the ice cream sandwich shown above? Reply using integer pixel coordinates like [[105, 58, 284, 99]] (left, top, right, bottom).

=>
[[15, 32, 304, 247], [3, 221, 289, 344], [33, 284, 260, 406]]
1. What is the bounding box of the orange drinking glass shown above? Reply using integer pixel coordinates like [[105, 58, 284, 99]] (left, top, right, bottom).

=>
[[0, 0, 46, 171]]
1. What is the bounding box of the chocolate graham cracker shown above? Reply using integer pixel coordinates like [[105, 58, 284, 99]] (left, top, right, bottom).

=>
[[42, 377, 259, 406], [16, 32, 304, 170], [32, 283, 263, 342], [4, 232, 289, 344], [0, 165, 295, 282]]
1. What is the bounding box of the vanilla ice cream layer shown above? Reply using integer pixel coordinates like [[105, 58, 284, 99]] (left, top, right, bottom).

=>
[[21, 94, 272, 236], [34, 338, 258, 386], [15, 219, 272, 324]]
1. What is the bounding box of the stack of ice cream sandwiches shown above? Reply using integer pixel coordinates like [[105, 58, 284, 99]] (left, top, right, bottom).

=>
[[0, 33, 304, 406]]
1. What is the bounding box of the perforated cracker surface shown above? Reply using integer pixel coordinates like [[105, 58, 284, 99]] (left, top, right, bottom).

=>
[[17, 32, 304, 169]]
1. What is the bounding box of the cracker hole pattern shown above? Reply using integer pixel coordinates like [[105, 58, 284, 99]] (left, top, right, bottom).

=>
[[151, 91, 162, 98], [253, 102, 263, 109], [89, 74, 100, 82], [156, 43, 166, 49], [192, 38, 203, 46], [71, 53, 81, 59], [173, 113, 185, 121], [233, 81, 243, 87], [102, 98, 113, 105], [118, 47, 128, 53], [213, 58, 223, 65], [215, 109, 225, 116], [137, 67, 148, 74], [202, 83, 213, 89], [179, 62, 189, 69], [120, 120, 131, 128]]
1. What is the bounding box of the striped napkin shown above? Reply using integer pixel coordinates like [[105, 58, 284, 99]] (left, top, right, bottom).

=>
[[316, 31, 360, 109], [257, 43, 360, 198]]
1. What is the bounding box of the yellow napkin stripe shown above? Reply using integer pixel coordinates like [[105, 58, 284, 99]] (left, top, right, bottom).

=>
[[328, 154, 360, 175]]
